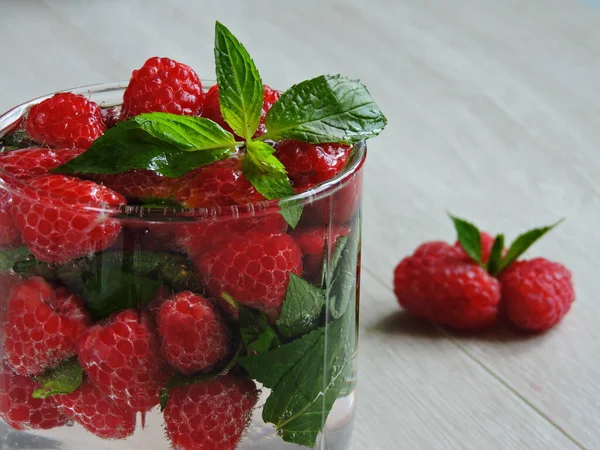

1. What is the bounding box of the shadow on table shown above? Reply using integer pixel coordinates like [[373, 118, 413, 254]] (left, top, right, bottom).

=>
[[374, 310, 542, 343]]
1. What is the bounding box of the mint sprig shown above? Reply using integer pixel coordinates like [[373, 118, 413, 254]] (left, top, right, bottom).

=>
[[243, 141, 294, 200], [214, 22, 264, 140], [276, 273, 325, 339], [33, 358, 84, 399], [450, 214, 483, 265]]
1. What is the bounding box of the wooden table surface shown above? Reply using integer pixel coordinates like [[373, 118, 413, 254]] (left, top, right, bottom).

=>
[[1, 0, 599, 449]]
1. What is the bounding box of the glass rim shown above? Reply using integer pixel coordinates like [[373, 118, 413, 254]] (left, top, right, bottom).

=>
[[0, 82, 366, 222]]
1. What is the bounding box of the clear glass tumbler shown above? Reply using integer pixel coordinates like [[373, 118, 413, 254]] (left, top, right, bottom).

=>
[[0, 84, 363, 450]]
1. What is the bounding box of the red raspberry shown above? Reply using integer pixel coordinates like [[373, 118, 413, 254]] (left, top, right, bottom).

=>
[[172, 157, 264, 208], [292, 226, 350, 281], [0, 147, 85, 180], [157, 292, 231, 375], [57, 378, 136, 439], [394, 241, 501, 330], [25, 93, 106, 149], [0, 191, 20, 246], [121, 57, 204, 119], [4, 277, 90, 376], [164, 375, 258, 450], [87, 170, 175, 200], [454, 231, 496, 263], [77, 310, 171, 411], [202, 84, 280, 137], [275, 141, 352, 189], [196, 230, 303, 313], [11, 175, 126, 263], [499, 258, 575, 331], [0, 364, 68, 430]]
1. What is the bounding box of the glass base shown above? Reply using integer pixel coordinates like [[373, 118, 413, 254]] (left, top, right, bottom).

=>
[[0, 391, 355, 450]]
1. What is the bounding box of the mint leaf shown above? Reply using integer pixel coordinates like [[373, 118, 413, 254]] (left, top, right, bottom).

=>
[[262, 75, 387, 144], [238, 305, 279, 355], [320, 235, 348, 288], [0, 247, 34, 272], [279, 200, 303, 229], [499, 220, 563, 273], [32, 358, 83, 399], [55, 113, 237, 177], [214, 22, 263, 140], [450, 214, 482, 265], [137, 197, 183, 209], [328, 231, 360, 319], [277, 274, 325, 339], [243, 141, 294, 200], [83, 269, 161, 320], [486, 234, 505, 275]]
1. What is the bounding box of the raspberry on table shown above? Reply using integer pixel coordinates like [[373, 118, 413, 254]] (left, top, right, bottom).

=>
[[196, 230, 303, 314], [292, 226, 350, 281], [499, 258, 575, 331], [10, 175, 126, 263], [0, 147, 85, 181], [25, 93, 106, 149], [394, 241, 501, 330], [202, 84, 280, 137], [57, 378, 136, 439], [157, 291, 231, 375], [0, 364, 68, 430], [121, 57, 204, 119], [4, 277, 91, 377], [164, 375, 258, 450], [87, 170, 175, 201], [77, 309, 171, 411]]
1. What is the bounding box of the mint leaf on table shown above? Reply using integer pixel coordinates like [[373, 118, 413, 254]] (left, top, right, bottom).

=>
[[260, 75, 387, 144], [498, 220, 563, 273], [450, 214, 482, 265], [277, 274, 325, 339], [82, 269, 161, 320], [486, 234, 505, 275], [214, 21, 263, 140], [32, 358, 83, 399], [243, 141, 294, 200], [54, 113, 237, 177]]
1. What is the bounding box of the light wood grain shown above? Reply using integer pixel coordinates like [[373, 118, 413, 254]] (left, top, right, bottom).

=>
[[0, 0, 598, 448]]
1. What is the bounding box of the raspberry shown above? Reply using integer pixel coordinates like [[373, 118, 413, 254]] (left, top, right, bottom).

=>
[[291, 226, 350, 281], [0, 191, 20, 246], [0, 147, 85, 181], [196, 230, 303, 313], [274, 141, 352, 189], [157, 292, 231, 375], [4, 277, 90, 377], [164, 375, 258, 450], [173, 157, 264, 208], [121, 57, 204, 119], [77, 310, 171, 411], [87, 170, 175, 201], [11, 175, 126, 263], [25, 93, 106, 149], [394, 241, 501, 330], [454, 231, 496, 263], [202, 84, 279, 137], [57, 378, 136, 439], [0, 365, 68, 430], [499, 258, 575, 331]]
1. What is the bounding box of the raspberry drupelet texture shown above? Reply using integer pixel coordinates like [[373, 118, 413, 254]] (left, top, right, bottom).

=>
[[121, 57, 204, 119], [4, 277, 91, 377], [157, 291, 231, 375], [394, 241, 501, 330], [499, 258, 575, 331], [0, 147, 85, 181], [202, 84, 280, 137], [25, 93, 106, 149], [196, 230, 303, 314], [164, 375, 258, 450], [57, 378, 136, 439], [87, 170, 175, 201], [77, 310, 171, 411], [10, 175, 126, 263], [0, 365, 68, 431]]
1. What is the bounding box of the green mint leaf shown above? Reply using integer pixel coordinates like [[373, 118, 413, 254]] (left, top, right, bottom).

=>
[[55, 113, 237, 177], [82, 269, 161, 320], [214, 22, 263, 140], [0, 247, 34, 272], [239, 306, 279, 355], [450, 214, 482, 265], [243, 141, 294, 200], [32, 358, 83, 399], [486, 234, 505, 276], [327, 231, 360, 319], [137, 197, 183, 209], [320, 235, 348, 288], [279, 199, 303, 229], [499, 220, 563, 273], [262, 75, 387, 144], [276, 274, 325, 339]]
